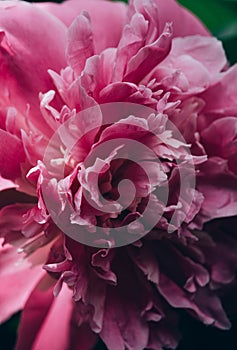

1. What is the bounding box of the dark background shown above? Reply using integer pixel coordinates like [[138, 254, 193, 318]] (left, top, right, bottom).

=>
[[1, 0, 237, 349]]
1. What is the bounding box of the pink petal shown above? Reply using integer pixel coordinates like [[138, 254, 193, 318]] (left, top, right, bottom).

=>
[[154, 0, 210, 37], [0, 1, 67, 135], [112, 12, 150, 82], [168, 36, 226, 75], [124, 23, 172, 84], [156, 36, 227, 94], [0, 240, 44, 323], [16, 274, 98, 350], [100, 82, 138, 103], [35, 0, 127, 53], [67, 12, 94, 76], [81, 49, 118, 99], [198, 179, 237, 221], [0, 204, 34, 237], [201, 117, 237, 160], [32, 284, 73, 350], [15, 275, 55, 350], [201, 65, 237, 115]]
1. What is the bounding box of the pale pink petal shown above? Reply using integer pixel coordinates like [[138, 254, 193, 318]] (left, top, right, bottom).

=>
[[0, 176, 17, 191]]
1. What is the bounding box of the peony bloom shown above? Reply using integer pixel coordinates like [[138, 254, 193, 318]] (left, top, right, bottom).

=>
[[0, 0, 237, 349]]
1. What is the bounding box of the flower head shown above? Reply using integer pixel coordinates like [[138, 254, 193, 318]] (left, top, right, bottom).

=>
[[1, 1, 237, 349]]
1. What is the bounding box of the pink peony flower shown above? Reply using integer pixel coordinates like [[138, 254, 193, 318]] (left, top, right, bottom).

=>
[[0, 0, 237, 349]]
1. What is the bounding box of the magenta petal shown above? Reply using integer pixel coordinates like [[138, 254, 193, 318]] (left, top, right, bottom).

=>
[[193, 288, 232, 330], [100, 256, 149, 350], [201, 117, 237, 159], [0, 129, 25, 180]]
